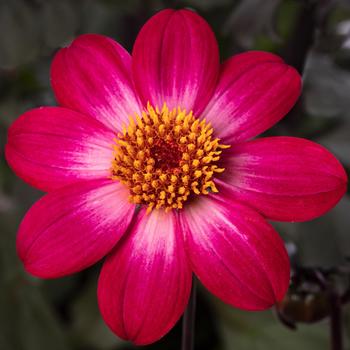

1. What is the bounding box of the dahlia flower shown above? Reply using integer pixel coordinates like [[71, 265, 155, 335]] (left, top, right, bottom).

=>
[[5, 8, 347, 345]]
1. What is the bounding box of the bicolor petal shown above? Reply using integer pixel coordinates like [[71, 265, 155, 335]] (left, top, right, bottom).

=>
[[132, 9, 219, 114], [203, 51, 301, 143], [51, 34, 142, 132], [5, 107, 115, 192], [17, 180, 135, 278], [179, 195, 290, 310], [98, 208, 192, 345], [218, 137, 348, 222]]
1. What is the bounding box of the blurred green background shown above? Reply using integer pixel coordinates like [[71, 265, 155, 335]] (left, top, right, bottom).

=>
[[1, 0, 350, 349]]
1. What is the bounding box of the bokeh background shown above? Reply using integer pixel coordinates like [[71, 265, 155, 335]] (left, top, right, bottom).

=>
[[1, 0, 350, 349]]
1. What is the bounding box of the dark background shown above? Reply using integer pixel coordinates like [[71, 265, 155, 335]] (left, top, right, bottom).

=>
[[1, 0, 350, 349]]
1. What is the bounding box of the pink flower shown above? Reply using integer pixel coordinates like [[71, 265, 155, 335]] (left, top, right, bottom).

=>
[[5, 9, 347, 345]]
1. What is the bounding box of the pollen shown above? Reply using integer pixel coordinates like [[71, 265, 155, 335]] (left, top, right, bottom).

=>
[[111, 103, 229, 213]]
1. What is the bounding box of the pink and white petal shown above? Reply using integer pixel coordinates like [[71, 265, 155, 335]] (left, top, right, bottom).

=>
[[179, 195, 290, 311], [5, 107, 115, 192], [203, 51, 301, 143], [132, 9, 219, 114], [98, 208, 192, 345], [51, 34, 142, 132], [218, 137, 348, 222], [17, 179, 135, 278]]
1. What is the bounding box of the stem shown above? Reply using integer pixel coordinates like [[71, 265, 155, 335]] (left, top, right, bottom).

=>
[[281, 0, 318, 74], [282, 0, 335, 127], [282, 0, 335, 74], [182, 278, 197, 350], [329, 290, 343, 350]]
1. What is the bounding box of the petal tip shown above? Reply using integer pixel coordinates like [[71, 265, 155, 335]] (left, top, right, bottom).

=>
[[97, 209, 191, 346]]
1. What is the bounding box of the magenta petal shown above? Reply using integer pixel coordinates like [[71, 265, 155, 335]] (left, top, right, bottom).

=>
[[203, 51, 301, 143], [17, 180, 135, 278], [5, 107, 115, 192], [179, 195, 290, 310], [98, 209, 192, 345], [218, 137, 348, 222], [132, 9, 219, 114], [51, 34, 142, 132]]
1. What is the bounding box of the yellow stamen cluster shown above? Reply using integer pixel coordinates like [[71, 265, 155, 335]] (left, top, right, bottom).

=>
[[111, 103, 229, 212]]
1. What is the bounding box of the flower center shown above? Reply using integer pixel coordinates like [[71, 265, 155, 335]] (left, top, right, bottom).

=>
[[111, 103, 229, 212]]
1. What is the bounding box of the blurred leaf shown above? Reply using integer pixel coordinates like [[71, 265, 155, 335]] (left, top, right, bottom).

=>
[[329, 1, 350, 27], [295, 217, 345, 269], [330, 196, 350, 258], [79, 0, 119, 34], [334, 19, 350, 68], [15, 284, 71, 350], [211, 296, 329, 350], [275, 0, 301, 41], [224, 0, 282, 48], [0, 215, 70, 350], [185, 0, 232, 11], [71, 277, 126, 350], [0, 0, 81, 69], [344, 304, 350, 346], [41, 0, 78, 49], [288, 111, 341, 140], [319, 122, 350, 166], [11, 178, 42, 217], [0, 192, 15, 213], [274, 196, 350, 268], [304, 52, 350, 167], [303, 52, 350, 119], [0, 0, 40, 69]]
